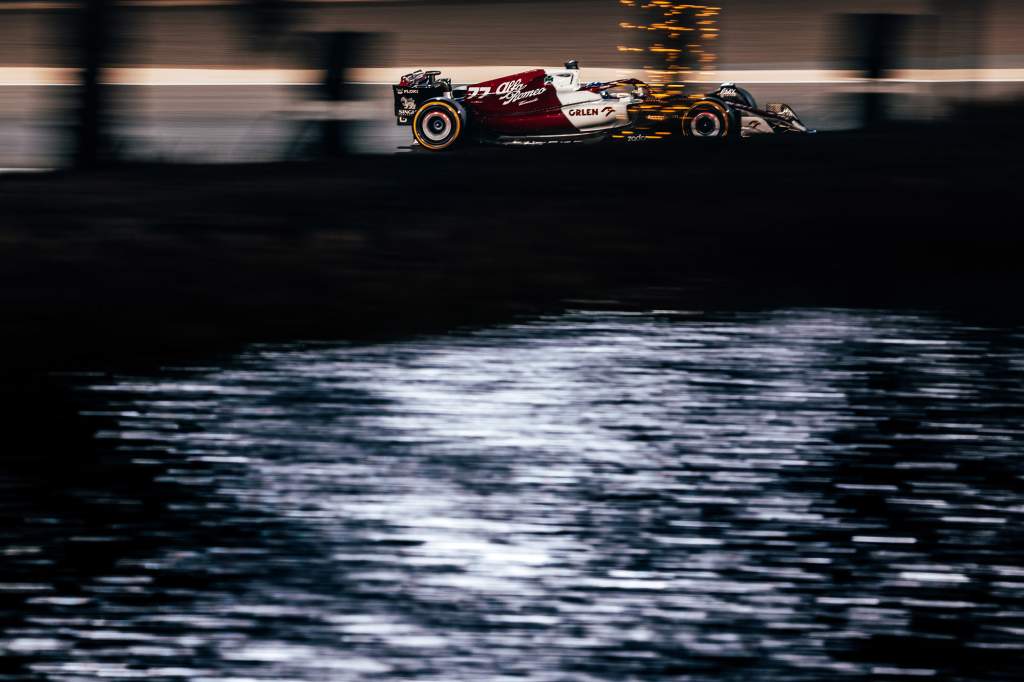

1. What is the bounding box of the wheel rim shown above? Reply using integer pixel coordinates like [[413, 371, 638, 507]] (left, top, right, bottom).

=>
[[421, 111, 453, 142], [691, 111, 722, 137]]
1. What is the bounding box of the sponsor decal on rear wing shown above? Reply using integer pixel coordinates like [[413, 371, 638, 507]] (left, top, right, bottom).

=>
[[393, 71, 452, 125]]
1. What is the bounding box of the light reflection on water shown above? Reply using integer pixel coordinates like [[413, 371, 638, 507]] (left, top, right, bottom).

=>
[[3, 308, 1024, 681]]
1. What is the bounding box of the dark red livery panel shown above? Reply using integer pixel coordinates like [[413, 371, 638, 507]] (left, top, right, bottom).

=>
[[464, 69, 575, 135]]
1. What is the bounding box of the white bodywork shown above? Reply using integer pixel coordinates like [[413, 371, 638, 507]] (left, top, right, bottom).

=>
[[547, 69, 636, 133], [741, 114, 774, 137]]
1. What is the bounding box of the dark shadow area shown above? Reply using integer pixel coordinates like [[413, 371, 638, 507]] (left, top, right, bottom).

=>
[[1, 120, 1022, 376]]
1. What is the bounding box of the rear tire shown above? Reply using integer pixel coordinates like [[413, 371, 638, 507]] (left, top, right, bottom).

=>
[[412, 101, 464, 151], [682, 102, 733, 139]]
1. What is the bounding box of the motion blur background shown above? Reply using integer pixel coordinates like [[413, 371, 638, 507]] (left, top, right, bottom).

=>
[[0, 0, 1022, 166]]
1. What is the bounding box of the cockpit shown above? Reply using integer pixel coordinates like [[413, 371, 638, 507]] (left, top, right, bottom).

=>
[[547, 70, 581, 92]]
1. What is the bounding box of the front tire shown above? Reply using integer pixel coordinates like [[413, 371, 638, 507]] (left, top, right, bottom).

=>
[[412, 101, 464, 151], [682, 101, 734, 139]]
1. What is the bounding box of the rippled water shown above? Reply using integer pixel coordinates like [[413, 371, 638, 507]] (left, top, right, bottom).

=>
[[3, 308, 1024, 681]]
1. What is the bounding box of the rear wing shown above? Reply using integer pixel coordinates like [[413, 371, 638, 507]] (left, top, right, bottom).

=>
[[393, 70, 452, 126]]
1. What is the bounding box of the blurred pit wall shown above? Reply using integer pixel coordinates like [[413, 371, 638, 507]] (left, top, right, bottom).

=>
[[0, 0, 1021, 166]]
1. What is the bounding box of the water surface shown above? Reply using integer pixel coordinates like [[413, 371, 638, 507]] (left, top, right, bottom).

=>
[[2, 308, 1023, 680]]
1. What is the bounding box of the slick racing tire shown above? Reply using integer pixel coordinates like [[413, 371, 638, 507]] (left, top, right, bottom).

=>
[[682, 102, 733, 139], [412, 101, 464, 151]]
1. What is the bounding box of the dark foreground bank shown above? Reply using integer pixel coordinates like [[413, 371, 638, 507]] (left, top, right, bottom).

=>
[[2, 124, 1022, 376]]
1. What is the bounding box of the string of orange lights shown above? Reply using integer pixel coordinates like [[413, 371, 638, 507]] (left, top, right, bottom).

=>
[[617, 0, 720, 86], [611, 1, 721, 140]]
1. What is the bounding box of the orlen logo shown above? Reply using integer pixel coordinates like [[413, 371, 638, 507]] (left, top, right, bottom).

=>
[[569, 106, 616, 118]]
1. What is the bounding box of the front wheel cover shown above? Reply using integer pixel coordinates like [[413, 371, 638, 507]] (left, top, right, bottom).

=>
[[412, 101, 464, 151], [682, 102, 732, 139]]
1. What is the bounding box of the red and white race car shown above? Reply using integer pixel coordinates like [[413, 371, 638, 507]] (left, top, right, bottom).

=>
[[393, 60, 813, 150]]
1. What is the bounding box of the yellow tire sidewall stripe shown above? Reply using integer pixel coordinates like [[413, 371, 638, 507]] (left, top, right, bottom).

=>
[[683, 100, 731, 138], [413, 100, 463, 150]]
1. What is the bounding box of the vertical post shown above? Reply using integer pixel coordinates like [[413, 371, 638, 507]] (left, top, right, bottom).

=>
[[842, 13, 909, 129], [321, 32, 363, 158], [74, 0, 113, 168], [862, 14, 891, 129]]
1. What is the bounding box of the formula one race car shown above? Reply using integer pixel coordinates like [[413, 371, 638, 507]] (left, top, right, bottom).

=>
[[393, 60, 813, 150]]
